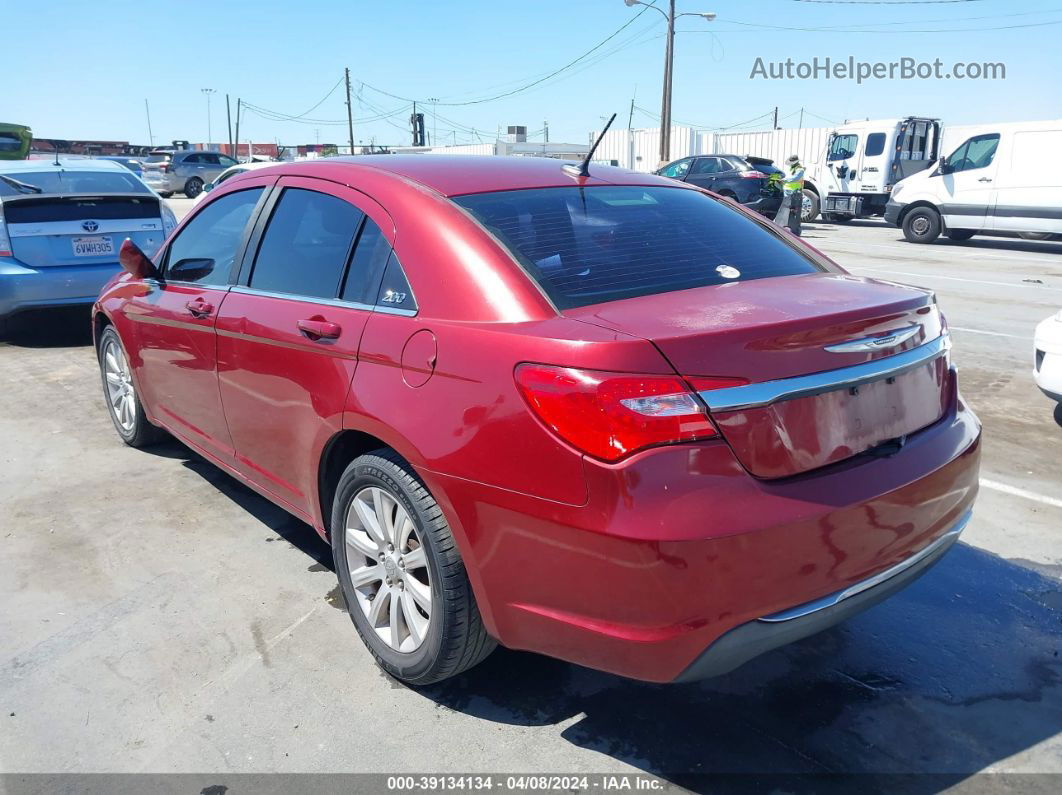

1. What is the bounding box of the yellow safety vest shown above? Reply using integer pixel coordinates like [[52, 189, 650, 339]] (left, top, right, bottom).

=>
[[784, 164, 804, 192]]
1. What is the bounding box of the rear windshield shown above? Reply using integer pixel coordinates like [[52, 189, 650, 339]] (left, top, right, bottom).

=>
[[453, 186, 821, 309], [145, 154, 172, 163], [0, 169, 150, 197]]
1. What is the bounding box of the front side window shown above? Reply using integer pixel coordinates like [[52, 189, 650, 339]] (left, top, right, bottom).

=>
[[828, 134, 858, 161], [219, 155, 238, 167], [250, 188, 362, 299], [454, 186, 822, 310], [864, 133, 886, 157], [164, 187, 263, 285], [947, 134, 1000, 172], [659, 158, 692, 178]]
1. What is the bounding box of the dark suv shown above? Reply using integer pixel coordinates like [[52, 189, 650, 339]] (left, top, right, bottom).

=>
[[142, 150, 239, 198], [656, 154, 783, 216]]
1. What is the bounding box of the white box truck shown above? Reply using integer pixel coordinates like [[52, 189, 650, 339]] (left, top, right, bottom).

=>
[[804, 117, 942, 222]]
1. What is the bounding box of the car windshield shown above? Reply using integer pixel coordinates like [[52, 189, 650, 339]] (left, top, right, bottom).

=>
[[145, 154, 171, 163], [453, 185, 821, 309], [0, 169, 151, 197]]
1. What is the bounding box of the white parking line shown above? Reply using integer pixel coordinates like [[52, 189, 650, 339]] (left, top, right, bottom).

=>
[[825, 239, 1062, 266], [846, 266, 1062, 292], [950, 326, 1033, 340], [980, 478, 1062, 510]]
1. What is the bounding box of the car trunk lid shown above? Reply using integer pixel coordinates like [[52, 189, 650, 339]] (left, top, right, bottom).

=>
[[4, 194, 165, 267], [566, 272, 950, 478]]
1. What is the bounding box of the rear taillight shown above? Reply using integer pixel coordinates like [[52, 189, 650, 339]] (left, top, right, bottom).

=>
[[514, 364, 745, 462], [0, 205, 11, 257], [739, 170, 768, 179], [160, 163, 169, 172]]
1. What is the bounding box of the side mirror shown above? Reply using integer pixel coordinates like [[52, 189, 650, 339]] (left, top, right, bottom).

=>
[[203, 182, 214, 193], [938, 156, 952, 174], [118, 238, 158, 280]]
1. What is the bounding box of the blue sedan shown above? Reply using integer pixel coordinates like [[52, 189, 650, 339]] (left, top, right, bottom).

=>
[[0, 159, 177, 334]]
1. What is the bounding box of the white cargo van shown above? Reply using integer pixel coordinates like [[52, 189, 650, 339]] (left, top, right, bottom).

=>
[[808, 117, 941, 222], [884, 120, 1062, 243]]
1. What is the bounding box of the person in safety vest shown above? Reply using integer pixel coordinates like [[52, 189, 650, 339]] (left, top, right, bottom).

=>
[[772, 154, 805, 236]]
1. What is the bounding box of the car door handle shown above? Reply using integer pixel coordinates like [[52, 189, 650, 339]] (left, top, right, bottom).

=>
[[185, 299, 214, 317], [978, 177, 993, 182], [297, 318, 341, 340]]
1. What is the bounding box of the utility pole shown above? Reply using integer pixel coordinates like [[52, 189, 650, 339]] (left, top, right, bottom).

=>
[[544, 120, 549, 143], [144, 99, 155, 148], [411, 101, 417, 146], [226, 94, 233, 155], [344, 68, 355, 156], [234, 98, 241, 161], [773, 106, 779, 130], [623, 1, 714, 166], [429, 97, 439, 148], [201, 88, 216, 147]]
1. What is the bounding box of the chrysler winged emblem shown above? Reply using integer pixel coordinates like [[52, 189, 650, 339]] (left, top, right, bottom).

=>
[[824, 324, 921, 353]]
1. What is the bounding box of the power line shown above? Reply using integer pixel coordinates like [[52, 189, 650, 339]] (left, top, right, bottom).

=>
[[701, 16, 1062, 33], [359, 1, 659, 107]]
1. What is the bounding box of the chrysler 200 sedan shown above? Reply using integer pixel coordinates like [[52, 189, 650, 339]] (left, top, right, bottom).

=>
[[92, 156, 980, 685]]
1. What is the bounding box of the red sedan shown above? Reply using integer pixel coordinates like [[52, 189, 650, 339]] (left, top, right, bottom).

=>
[[93, 156, 980, 685]]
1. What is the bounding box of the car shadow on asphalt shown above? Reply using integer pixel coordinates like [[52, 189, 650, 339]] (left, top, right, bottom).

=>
[[414, 544, 1061, 789], [1, 307, 94, 348], [143, 439, 335, 571], [145, 438, 1062, 788]]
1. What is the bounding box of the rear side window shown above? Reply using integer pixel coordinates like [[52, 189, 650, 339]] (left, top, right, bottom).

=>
[[341, 217, 392, 305], [865, 133, 887, 157], [165, 187, 263, 285], [250, 188, 362, 299], [453, 186, 821, 310]]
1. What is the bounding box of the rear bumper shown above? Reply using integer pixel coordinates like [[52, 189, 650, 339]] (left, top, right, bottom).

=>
[[741, 192, 783, 215], [675, 512, 966, 680], [428, 389, 981, 683], [0, 258, 120, 319], [143, 174, 179, 193]]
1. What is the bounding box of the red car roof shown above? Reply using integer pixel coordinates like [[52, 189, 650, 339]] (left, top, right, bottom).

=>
[[266, 155, 670, 198]]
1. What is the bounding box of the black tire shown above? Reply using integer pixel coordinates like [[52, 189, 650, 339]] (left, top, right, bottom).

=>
[[801, 189, 820, 222], [331, 449, 496, 685], [183, 178, 203, 199], [159, 191, 174, 199], [902, 206, 942, 243], [97, 326, 167, 447], [946, 229, 976, 241]]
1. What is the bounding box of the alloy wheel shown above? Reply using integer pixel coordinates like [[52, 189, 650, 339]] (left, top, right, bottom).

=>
[[344, 486, 432, 653], [103, 338, 136, 433]]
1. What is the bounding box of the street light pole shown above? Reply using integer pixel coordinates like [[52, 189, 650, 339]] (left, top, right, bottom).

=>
[[623, 0, 714, 166], [201, 88, 216, 148]]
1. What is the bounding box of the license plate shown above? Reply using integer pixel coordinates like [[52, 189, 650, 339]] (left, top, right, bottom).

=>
[[72, 236, 114, 257]]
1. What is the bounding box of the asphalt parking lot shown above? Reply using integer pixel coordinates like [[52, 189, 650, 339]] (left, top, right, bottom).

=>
[[2, 204, 1060, 785]]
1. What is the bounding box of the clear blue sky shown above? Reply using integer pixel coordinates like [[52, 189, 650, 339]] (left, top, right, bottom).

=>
[[7, 0, 1061, 148]]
